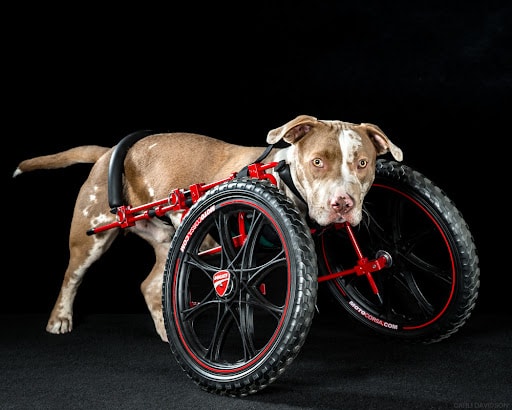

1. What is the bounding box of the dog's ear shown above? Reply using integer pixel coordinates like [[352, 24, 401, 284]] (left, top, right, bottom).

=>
[[266, 115, 318, 144], [361, 123, 404, 162]]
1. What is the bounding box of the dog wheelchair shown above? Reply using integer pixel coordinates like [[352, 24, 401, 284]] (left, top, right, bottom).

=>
[[88, 131, 480, 397]]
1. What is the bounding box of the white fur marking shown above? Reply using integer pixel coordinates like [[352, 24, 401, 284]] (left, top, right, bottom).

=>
[[91, 212, 112, 226], [83, 186, 101, 217], [339, 129, 363, 186]]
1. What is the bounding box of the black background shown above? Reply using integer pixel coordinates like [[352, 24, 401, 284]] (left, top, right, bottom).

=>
[[4, 2, 510, 319]]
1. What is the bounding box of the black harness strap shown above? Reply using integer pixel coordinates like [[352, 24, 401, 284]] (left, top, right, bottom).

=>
[[275, 160, 307, 204], [253, 143, 276, 164], [108, 130, 154, 210], [237, 144, 275, 177], [275, 161, 319, 228]]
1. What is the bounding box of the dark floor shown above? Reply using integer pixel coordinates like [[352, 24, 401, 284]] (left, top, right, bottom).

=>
[[2, 306, 511, 410]]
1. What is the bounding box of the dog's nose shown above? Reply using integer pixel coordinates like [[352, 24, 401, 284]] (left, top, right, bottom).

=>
[[331, 195, 354, 214]]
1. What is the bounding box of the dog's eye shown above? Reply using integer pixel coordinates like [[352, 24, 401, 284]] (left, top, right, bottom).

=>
[[358, 159, 368, 169], [312, 158, 323, 167]]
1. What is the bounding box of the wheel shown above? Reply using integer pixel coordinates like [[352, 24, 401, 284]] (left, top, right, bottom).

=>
[[162, 178, 318, 397], [316, 159, 480, 344]]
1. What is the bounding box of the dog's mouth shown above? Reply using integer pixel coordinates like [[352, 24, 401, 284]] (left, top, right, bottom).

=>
[[309, 207, 362, 227], [334, 211, 362, 226]]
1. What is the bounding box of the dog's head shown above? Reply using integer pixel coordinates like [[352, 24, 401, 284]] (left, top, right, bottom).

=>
[[268, 115, 403, 227]]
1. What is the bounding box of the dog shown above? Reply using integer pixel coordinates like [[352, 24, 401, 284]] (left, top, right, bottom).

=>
[[13, 115, 403, 342]]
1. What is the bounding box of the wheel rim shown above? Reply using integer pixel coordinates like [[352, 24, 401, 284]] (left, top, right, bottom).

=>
[[171, 201, 292, 373], [321, 183, 457, 330]]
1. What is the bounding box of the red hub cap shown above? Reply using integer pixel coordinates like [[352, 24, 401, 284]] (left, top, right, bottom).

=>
[[213, 270, 231, 297]]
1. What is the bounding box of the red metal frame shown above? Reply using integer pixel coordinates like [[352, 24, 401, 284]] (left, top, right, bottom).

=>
[[88, 160, 389, 297], [88, 162, 279, 236]]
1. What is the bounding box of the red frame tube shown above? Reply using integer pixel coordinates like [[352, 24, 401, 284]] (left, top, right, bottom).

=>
[[87, 160, 389, 293]]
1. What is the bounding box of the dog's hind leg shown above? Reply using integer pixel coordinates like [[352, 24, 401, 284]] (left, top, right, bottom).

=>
[[46, 227, 119, 335], [45, 163, 119, 335]]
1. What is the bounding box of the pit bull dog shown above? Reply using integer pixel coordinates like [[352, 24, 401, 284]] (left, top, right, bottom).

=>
[[13, 115, 403, 342]]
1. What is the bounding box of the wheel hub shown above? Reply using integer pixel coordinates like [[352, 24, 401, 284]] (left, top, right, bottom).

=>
[[213, 270, 233, 297]]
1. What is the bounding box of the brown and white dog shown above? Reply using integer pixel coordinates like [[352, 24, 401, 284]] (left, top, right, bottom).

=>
[[13, 115, 403, 342]]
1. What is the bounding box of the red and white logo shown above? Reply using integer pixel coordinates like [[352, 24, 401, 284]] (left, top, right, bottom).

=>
[[213, 270, 231, 297]]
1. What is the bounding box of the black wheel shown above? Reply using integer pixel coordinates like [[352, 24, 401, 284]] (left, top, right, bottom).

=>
[[317, 159, 480, 344], [162, 178, 317, 397]]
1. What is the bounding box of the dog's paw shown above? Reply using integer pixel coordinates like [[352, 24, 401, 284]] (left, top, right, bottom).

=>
[[156, 322, 168, 343], [46, 317, 73, 334]]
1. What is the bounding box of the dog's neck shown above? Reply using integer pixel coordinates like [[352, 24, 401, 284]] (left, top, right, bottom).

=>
[[267, 147, 310, 219], [256, 144, 307, 205]]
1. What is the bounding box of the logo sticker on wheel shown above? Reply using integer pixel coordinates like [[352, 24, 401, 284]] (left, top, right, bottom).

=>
[[180, 205, 216, 252], [213, 270, 231, 297]]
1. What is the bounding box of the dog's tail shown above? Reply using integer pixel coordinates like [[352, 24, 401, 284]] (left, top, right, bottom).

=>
[[12, 145, 110, 178]]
